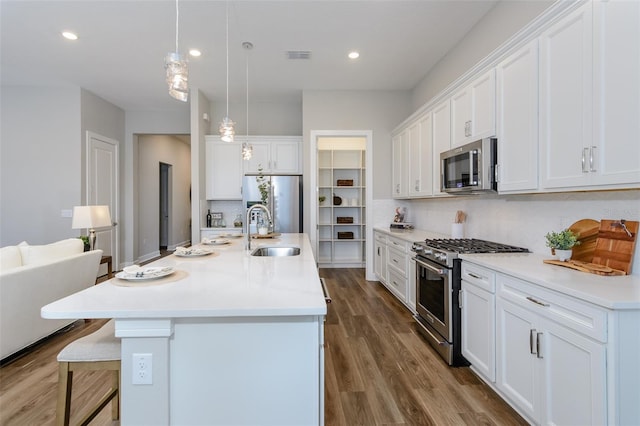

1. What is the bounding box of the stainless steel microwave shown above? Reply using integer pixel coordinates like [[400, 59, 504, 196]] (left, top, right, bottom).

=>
[[440, 138, 497, 193]]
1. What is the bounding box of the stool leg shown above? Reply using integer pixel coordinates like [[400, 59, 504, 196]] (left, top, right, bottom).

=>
[[111, 369, 120, 420], [56, 362, 72, 426]]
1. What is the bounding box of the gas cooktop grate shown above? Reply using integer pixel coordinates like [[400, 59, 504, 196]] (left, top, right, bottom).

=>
[[421, 238, 529, 254]]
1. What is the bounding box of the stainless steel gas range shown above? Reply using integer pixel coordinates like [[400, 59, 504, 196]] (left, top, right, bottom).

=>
[[411, 238, 529, 366]]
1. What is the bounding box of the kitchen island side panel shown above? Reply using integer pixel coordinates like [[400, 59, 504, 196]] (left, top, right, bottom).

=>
[[169, 316, 322, 425]]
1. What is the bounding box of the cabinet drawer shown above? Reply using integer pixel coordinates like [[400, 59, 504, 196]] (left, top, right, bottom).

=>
[[497, 274, 607, 343], [461, 262, 496, 293], [387, 269, 408, 302], [387, 236, 408, 253], [387, 248, 408, 276], [374, 232, 387, 244]]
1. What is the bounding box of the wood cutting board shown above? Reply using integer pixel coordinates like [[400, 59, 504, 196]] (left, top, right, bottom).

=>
[[543, 259, 625, 276], [591, 219, 638, 275], [250, 232, 281, 239], [568, 219, 600, 262]]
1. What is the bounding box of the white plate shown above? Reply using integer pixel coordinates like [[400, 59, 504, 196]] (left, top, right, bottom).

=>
[[225, 233, 243, 238], [203, 238, 230, 245], [116, 267, 175, 281], [174, 249, 212, 257]]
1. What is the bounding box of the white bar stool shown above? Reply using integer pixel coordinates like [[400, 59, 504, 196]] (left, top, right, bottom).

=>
[[56, 319, 121, 426]]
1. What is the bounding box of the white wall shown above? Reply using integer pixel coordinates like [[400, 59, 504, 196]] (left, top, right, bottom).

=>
[[1, 87, 76, 245], [411, 0, 553, 110], [137, 135, 191, 261], [207, 98, 302, 136]]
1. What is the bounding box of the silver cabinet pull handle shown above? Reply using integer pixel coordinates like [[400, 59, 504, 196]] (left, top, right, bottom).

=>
[[536, 332, 543, 359], [320, 278, 331, 304], [530, 329, 537, 355], [458, 290, 464, 309], [589, 146, 596, 172], [468, 272, 483, 280], [526, 296, 550, 307], [582, 147, 589, 173]]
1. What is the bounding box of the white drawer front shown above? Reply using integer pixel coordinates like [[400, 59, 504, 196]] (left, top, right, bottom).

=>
[[374, 231, 387, 244], [387, 248, 408, 276], [497, 274, 607, 343], [387, 269, 408, 302], [387, 236, 408, 253], [461, 261, 496, 293]]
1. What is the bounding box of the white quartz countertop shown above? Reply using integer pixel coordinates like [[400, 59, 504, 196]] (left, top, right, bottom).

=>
[[373, 226, 448, 243], [42, 234, 327, 319], [460, 252, 640, 310]]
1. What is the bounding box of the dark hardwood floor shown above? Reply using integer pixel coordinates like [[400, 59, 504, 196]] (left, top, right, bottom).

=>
[[0, 267, 526, 425]]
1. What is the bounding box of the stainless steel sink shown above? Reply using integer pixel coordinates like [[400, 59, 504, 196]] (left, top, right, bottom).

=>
[[250, 246, 300, 257]]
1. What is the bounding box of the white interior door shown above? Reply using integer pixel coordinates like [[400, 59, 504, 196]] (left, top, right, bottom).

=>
[[87, 131, 119, 274]]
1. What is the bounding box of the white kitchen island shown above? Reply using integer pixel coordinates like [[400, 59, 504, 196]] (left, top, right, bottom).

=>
[[42, 233, 327, 426]]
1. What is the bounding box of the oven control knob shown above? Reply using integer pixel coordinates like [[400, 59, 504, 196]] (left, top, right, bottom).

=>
[[412, 245, 423, 252], [424, 249, 433, 255], [436, 253, 446, 261]]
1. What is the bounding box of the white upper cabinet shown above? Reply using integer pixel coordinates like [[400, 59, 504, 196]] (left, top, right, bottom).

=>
[[451, 69, 496, 147], [392, 130, 408, 198], [496, 40, 539, 193], [243, 137, 301, 174], [432, 99, 451, 196], [408, 113, 434, 198], [591, 0, 640, 187], [539, 3, 594, 189], [205, 136, 243, 200]]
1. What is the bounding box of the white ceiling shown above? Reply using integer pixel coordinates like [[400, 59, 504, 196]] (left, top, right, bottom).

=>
[[0, 0, 498, 112]]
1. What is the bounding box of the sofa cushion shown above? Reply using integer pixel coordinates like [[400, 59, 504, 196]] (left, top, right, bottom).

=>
[[0, 246, 23, 272], [18, 238, 84, 266]]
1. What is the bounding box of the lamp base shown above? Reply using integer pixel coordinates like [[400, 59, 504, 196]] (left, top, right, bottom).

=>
[[89, 229, 97, 251]]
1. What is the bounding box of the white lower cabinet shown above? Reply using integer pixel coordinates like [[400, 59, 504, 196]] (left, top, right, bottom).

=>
[[374, 230, 415, 312], [460, 262, 496, 382], [374, 231, 387, 284], [495, 273, 606, 425]]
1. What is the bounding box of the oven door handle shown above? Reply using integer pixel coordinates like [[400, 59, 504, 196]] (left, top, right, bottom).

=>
[[413, 257, 446, 276]]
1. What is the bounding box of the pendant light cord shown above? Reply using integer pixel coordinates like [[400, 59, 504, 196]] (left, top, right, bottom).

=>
[[246, 49, 249, 136], [175, 0, 179, 53], [225, 0, 229, 118]]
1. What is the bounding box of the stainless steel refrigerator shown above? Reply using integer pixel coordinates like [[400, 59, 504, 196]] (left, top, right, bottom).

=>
[[242, 175, 302, 233]]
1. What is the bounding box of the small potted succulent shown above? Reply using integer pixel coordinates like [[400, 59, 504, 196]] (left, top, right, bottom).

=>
[[318, 195, 326, 205], [545, 229, 580, 261]]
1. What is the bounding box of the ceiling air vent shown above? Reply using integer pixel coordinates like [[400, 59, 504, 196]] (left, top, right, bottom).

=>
[[286, 50, 311, 60]]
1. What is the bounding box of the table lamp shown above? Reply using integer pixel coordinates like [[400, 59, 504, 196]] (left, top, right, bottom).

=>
[[72, 205, 112, 251]]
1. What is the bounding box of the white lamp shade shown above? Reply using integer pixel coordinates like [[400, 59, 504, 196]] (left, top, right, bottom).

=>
[[72, 205, 112, 229]]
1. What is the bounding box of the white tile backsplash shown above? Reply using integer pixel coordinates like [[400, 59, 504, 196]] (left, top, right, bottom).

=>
[[374, 190, 640, 275]]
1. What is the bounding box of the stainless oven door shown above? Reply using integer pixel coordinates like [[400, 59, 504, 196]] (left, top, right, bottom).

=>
[[414, 256, 452, 341]]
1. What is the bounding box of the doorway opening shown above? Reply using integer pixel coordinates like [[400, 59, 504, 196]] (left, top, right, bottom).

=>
[[159, 162, 172, 250]]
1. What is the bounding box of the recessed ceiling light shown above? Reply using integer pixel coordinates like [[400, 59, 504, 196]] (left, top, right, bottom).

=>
[[189, 49, 201, 57], [348, 51, 360, 59], [61, 31, 78, 41]]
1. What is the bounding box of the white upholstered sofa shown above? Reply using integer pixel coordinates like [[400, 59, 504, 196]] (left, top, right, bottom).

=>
[[0, 238, 102, 360]]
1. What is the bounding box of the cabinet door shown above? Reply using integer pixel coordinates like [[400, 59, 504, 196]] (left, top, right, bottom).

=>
[[392, 131, 408, 198], [409, 113, 433, 198], [244, 142, 270, 174], [470, 69, 496, 141], [592, 0, 640, 187], [374, 240, 387, 283], [451, 85, 472, 147], [496, 297, 540, 423], [432, 100, 451, 196], [271, 141, 300, 174], [496, 40, 539, 193], [539, 3, 593, 189], [539, 317, 606, 426], [461, 281, 496, 382], [206, 140, 243, 200], [451, 69, 496, 147]]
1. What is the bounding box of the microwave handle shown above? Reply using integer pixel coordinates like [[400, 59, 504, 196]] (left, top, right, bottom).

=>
[[470, 149, 477, 185]]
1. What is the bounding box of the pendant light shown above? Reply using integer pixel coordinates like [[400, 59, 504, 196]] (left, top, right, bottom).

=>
[[242, 41, 253, 160], [219, 1, 235, 142], [165, 0, 188, 102]]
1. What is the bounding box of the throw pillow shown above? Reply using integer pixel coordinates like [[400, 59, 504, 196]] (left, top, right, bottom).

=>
[[19, 238, 84, 266], [0, 246, 23, 271]]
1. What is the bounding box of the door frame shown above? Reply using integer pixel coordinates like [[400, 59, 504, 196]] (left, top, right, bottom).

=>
[[309, 130, 373, 279], [86, 131, 119, 272]]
